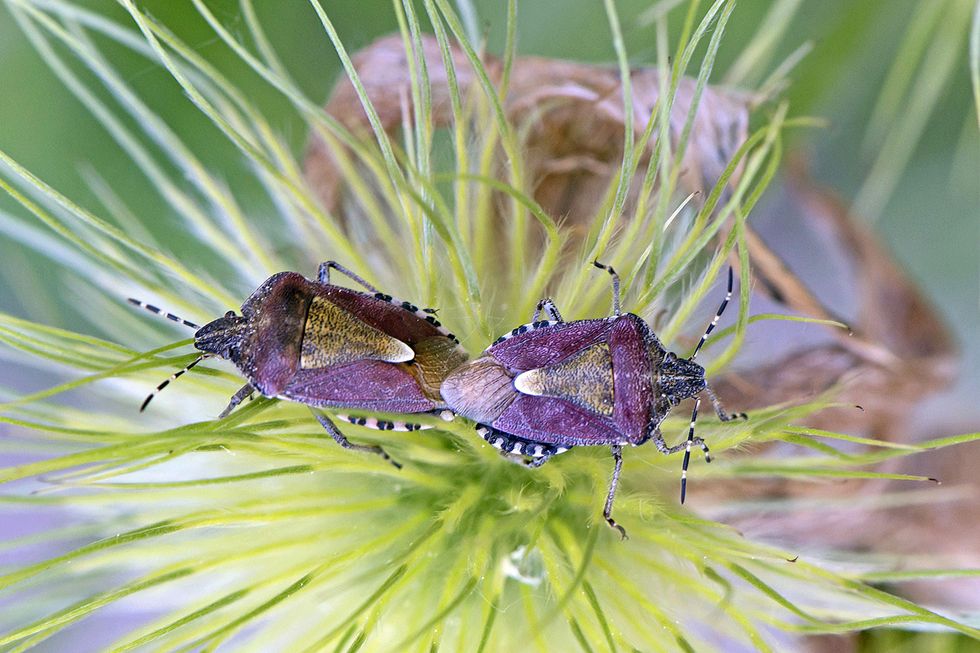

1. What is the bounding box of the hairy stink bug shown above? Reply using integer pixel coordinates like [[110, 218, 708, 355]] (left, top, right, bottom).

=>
[[440, 262, 745, 536], [131, 261, 467, 466]]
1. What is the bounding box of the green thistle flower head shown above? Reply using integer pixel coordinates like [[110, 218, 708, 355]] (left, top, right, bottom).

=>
[[1, 1, 978, 651]]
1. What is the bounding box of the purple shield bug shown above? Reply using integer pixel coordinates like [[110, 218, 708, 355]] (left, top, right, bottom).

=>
[[440, 262, 745, 536], [130, 261, 467, 466]]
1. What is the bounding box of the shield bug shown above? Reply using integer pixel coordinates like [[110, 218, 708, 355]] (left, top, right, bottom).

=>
[[440, 262, 745, 536], [130, 261, 467, 466]]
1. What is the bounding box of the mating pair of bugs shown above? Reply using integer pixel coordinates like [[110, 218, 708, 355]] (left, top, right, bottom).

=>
[[131, 261, 744, 537]]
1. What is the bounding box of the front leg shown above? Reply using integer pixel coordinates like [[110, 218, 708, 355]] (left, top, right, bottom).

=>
[[648, 424, 711, 458], [591, 261, 622, 316], [218, 383, 255, 419], [646, 404, 711, 504], [705, 385, 747, 422]]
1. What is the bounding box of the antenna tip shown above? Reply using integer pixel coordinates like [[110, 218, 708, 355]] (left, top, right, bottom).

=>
[[140, 396, 152, 412]]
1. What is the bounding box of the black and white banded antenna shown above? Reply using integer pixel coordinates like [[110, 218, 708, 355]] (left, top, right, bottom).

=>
[[127, 298, 203, 411], [689, 266, 733, 362], [139, 354, 211, 412], [681, 266, 746, 504], [127, 298, 200, 330]]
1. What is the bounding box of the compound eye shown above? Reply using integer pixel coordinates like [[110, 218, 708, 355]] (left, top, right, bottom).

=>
[[225, 310, 236, 318]]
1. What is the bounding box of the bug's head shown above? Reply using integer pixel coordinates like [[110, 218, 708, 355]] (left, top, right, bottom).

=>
[[656, 351, 707, 406], [195, 311, 249, 364]]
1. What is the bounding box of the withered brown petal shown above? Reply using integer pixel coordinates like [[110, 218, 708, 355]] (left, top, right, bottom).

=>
[[305, 34, 750, 239]]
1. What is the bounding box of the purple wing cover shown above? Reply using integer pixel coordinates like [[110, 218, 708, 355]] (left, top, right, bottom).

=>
[[222, 271, 462, 415], [317, 285, 444, 346], [609, 316, 655, 438], [240, 272, 310, 396], [484, 314, 654, 446], [281, 360, 436, 412], [488, 319, 613, 371], [492, 394, 625, 446]]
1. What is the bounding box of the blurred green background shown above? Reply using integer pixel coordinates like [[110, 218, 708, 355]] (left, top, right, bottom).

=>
[[0, 1, 976, 408]]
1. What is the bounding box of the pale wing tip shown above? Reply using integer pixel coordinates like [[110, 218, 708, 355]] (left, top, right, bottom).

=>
[[513, 369, 543, 396], [388, 339, 416, 363]]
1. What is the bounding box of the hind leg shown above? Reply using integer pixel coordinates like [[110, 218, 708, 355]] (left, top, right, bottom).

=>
[[317, 261, 379, 293], [602, 445, 628, 539], [312, 411, 401, 469]]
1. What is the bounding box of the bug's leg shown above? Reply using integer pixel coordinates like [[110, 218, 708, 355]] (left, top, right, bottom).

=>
[[705, 385, 747, 422], [647, 404, 711, 504], [321, 261, 445, 318], [317, 261, 381, 293], [648, 424, 710, 458], [524, 452, 554, 468], [603, 445, 628, 540], [312, 411, 402, 469], [531, 298, 564, 323], [592, 260, 621, 316], [218, 383, 255, 419]]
